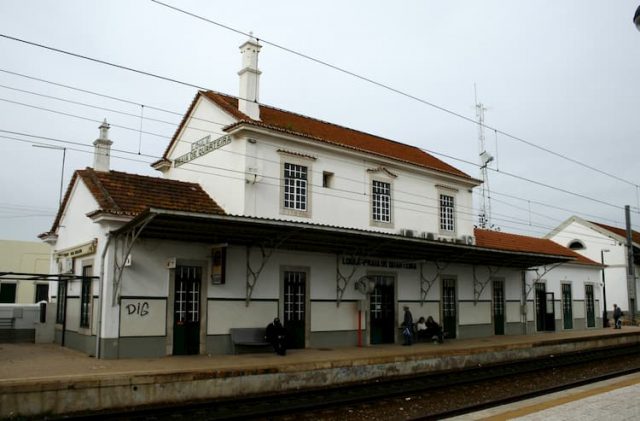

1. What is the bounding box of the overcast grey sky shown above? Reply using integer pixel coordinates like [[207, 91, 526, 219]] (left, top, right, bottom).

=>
[[0, 0, 639, 242]]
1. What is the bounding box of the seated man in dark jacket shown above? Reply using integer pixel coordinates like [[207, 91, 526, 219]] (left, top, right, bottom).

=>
[[266, 317, 287, 355]]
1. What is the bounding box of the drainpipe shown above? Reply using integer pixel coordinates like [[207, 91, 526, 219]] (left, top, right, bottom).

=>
[[521, 270, 527, 335], [95, 232, 112, 359]]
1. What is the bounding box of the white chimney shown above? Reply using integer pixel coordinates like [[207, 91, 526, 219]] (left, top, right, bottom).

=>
[[238, 34, 261, 120], [93, 119, 113, 172]]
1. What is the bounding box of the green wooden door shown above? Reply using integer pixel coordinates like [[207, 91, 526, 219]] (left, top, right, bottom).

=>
[[442, 278, 456, 339], [284, 271, 306, 349], [493, 280, 505, 335], [369, 275, 395, 344], [562, 283, 573, 330], [173, 266, 201, 355], [535, 283, 546, 332], [545, 292, 556, 332], [585, 284, 595, 328]]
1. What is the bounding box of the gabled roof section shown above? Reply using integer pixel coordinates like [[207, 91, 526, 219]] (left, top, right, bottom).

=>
[[545, 216, 640, 248], [474, 228, 600, 266], [590, 221, 640, 246], [42, 168, 225, 236], [158, 90, 475, 181]]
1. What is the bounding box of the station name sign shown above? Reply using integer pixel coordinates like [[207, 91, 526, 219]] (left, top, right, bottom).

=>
[[342, 256, 417, 269], [174, 134, 231, 167], [54, 239, 98, 261]]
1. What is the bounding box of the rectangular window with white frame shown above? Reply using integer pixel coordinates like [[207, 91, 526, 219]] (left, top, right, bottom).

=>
[[372, 180, 391, 223], [439, 193, 455, 233], [280, 156, 315, 218], [284, 162, 308, 211]]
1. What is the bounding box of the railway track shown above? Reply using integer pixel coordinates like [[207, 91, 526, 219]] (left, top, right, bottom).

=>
[[53, 343, 640, 420]]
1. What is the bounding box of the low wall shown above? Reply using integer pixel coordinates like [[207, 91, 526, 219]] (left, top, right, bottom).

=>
[[0, 304, 42, 344], [1, 332, 639, 418]]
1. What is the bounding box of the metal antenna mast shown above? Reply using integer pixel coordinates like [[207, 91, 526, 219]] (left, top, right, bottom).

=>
[[475, 85, 493, 228]]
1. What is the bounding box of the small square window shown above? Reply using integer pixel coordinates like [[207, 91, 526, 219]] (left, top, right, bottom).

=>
[[322, 171, 333, 188]]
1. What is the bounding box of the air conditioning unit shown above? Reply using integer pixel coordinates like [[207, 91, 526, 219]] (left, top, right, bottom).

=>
[[421, 232, 436, 240], [58, 257, 73, 274], [399, 229, 415, 237], [461, 235, 475, 245], [437, 236, 456, 243]]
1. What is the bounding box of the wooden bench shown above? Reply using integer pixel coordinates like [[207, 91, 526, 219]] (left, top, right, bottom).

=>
[[229, 327, 272, 354]]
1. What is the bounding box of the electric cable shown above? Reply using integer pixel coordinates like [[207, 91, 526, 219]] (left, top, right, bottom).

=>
[[148, 1, 639, 189]]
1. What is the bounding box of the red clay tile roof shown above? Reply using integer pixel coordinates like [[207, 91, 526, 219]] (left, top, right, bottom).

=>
[[474, 228, 600, 266], [590, 221, 640, 245], [44, 168, 224, 235], [159, 91, 475, 181]]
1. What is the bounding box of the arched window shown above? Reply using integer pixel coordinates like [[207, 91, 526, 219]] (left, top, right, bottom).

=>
[[568, 240, 585, 251]]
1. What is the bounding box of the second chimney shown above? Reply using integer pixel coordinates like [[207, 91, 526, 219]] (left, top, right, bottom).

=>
[[238, 35, 261, 120], [93, 119, 113, 172]]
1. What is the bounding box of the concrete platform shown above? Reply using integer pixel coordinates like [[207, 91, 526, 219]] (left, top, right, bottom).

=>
[[1, 327, 639, 418], [450, 371, 640, 420]]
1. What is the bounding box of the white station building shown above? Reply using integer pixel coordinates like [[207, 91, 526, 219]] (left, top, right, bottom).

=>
[[39, 38, 603, 359]]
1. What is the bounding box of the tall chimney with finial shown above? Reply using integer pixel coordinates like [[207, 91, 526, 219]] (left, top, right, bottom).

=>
[[93, 119, 113, 172], [238, 34, 261, 120]]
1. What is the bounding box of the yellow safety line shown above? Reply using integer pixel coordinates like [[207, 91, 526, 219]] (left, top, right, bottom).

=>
[[480, 373, 640, 420]]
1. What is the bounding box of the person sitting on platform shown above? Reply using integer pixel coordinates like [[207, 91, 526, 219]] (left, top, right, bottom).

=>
[[266, 317, 287, 355], [425, 316, 444, 344], [415, 316, 428, 340]]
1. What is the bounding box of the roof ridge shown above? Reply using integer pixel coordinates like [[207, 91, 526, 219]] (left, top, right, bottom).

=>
[[213, 90, 428, 152], [81, 168, 120, 211], [589, 220, 640, 237]]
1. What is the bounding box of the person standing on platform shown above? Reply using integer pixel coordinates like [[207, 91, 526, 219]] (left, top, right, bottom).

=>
[[401, 305, 414, 346], [613, 304, 623, 329]]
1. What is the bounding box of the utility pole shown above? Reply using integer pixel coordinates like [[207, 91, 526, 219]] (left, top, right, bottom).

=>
[[625, 205, 637, 324], [475, 85, 493, 228]]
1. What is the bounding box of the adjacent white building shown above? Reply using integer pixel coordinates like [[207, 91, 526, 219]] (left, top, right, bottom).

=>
[[547, 216, 640, 317], [39, 38, 603, 358]]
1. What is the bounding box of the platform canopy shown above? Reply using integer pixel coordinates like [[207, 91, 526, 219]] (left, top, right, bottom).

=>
[[114, 208, 576, 269]]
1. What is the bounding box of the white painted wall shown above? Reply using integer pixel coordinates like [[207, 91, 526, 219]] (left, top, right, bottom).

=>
[[119, 298, 166, 337], [548, 219, 632, 311], [161, 96, 246, 215], [160, 96, 478, 240]]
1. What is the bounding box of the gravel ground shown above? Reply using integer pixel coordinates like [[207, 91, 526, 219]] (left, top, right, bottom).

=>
[[265, 353, 640, 421]]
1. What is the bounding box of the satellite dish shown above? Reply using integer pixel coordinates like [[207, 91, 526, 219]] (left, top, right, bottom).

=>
[[480, 151, 494, 166]]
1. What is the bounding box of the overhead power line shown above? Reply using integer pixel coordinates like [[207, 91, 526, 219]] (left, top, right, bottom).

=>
[[0, 34, 637, 217], [0, 68, 635, 219], [1, 30, 638, 192], [148, 0, 639, 190]]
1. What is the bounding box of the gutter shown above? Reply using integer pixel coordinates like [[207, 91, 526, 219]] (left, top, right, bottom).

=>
[[95, 232, 112, 359]]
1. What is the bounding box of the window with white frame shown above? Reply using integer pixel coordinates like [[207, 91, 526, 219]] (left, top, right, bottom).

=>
[[283, 163, 308, 211], [439, 194, 455, 233], [80, 265, 93, 329], [372, 180, 391, 223]]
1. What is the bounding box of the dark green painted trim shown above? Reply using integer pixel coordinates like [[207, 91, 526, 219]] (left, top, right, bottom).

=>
[[207, 297, 277, 302]]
